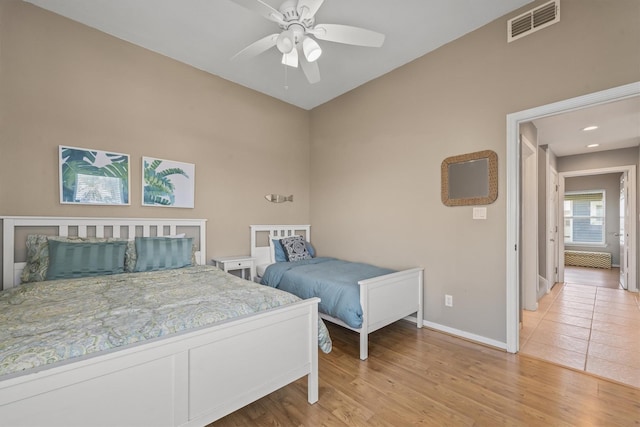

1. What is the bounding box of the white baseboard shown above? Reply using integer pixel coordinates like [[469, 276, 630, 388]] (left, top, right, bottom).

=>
[[421, 320, 508, 351], [402, 316, 509, 351]]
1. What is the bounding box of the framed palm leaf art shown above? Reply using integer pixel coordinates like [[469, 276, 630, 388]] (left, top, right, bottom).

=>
[[142, 157, 195, 208], [59, 146, 130, 205]]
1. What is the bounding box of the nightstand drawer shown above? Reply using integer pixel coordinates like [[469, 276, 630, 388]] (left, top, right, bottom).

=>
[[230, 260, 253, 269]]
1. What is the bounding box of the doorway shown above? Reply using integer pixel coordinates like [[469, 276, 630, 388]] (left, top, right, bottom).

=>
[[505, 81, 640, 353], [557, 167, 636, 287]]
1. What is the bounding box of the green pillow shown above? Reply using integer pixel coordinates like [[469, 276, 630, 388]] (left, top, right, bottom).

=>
[[46, 240, 127, 280], [134, 237, 193, 272]]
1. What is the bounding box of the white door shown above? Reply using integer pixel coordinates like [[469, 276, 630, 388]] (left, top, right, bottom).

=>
[[620, 173, 629, 290], [547, 167, 559, 288]]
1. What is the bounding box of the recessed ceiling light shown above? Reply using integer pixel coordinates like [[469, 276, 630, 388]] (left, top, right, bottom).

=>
[[586, 144, 600, 148], [582, 125, 599, 131]]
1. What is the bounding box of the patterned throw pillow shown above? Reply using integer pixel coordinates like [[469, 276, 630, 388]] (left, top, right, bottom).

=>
[[271, 237, 315, 262], [279, 235, 311, 262], [21, 234, 51, 283]]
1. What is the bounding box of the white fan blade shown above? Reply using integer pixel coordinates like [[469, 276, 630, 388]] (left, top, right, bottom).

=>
[[229, 0, 285, 25], [311, 24, 385, 47], [297, 0, 324, 20], [298, 45, 320, 83], [231, 34, 278, 61]]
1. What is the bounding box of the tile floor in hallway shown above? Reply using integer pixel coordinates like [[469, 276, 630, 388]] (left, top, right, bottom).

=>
[[520, 267, 640, 389]]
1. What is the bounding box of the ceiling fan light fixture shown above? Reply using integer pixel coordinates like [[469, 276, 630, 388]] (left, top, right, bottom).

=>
[[282, 48, 298, 68], [302, 37, 322, 62], [276, 30, 294, 54]]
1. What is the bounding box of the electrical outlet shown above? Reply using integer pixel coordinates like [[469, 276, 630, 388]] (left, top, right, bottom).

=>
[[445, 294, 453, 307]]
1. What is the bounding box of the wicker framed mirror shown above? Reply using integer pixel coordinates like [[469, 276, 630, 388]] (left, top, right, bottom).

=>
[[441, 150, 498, 206]]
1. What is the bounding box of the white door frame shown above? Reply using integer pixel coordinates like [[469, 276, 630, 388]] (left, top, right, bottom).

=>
[[546, 165, 559, 292], [506, 81, 640, 353], [521, 135, 538, 311]]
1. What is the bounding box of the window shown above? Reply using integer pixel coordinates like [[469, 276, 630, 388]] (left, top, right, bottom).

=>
[[564, 191, 605, 245]]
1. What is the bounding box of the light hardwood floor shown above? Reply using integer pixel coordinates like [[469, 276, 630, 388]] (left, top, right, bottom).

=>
[[211, 319, 640, 426], [520, 266, 640, 389]]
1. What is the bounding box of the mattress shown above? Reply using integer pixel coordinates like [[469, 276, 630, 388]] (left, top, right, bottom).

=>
[[0, 265, 332, 378]]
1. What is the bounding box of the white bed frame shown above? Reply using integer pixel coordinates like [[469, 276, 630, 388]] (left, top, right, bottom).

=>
[[251, 224, 423, 360], [0, 216, 320, 427]]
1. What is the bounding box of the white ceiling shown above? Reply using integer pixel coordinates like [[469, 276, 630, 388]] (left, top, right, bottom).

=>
[[533, 96, 640, 158], [24, 0, 534, 110]]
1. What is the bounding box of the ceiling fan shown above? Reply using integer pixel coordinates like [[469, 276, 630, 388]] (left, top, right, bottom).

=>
[[230, 0, 385, 84]]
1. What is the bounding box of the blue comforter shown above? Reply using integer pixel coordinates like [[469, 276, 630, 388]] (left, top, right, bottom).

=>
[[261, 257, 395, 328]]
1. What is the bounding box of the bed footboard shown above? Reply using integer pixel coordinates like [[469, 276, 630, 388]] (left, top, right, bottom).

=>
[[0, 299, 320, 427], [358, 267, 424, 360]]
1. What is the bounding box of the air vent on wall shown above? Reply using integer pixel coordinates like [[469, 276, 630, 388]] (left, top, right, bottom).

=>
[[508, 0, 560, 42]]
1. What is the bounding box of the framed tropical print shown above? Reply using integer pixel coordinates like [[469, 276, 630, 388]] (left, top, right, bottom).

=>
[[59, 146, 130, 205], [142, 157, 195, 208]]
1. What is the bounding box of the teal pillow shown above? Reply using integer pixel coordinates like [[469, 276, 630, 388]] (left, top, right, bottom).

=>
[[306, 241, 316, 258], [46, 240, 127, 280], [272, 239, 287, 262], [134, 237, 193, 272]]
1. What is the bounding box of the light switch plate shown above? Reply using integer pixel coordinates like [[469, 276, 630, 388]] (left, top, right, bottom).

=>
[[473, 207, 487, 220]]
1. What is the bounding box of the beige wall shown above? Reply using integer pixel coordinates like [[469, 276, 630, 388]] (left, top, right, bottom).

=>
[[0, 1, 311, 269], [309, 0, 640, 342]]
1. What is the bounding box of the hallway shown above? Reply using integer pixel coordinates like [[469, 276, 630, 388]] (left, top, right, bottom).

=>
[[520, 267, 640, 389]]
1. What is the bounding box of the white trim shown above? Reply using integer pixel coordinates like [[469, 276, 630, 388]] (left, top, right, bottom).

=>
[[506, 81, 640, 353], [422, 320, 508, 351], [521, 135, 538, 311]]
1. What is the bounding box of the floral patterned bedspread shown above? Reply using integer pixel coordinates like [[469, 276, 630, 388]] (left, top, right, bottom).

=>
[[0, 265, 331, 377]]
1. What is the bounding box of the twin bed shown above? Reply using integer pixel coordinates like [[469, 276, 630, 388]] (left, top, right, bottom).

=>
[[250, 225, 424, 361], [0, 217, 328, 427], [0, 217, 423, 426]]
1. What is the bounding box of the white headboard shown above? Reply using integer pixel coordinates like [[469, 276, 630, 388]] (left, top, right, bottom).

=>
[[1, 216, 207, 290], [250, 224, 311, 268]]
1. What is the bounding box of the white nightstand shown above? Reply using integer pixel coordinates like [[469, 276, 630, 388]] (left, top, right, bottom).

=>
[[212, 255, 255, 281]]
